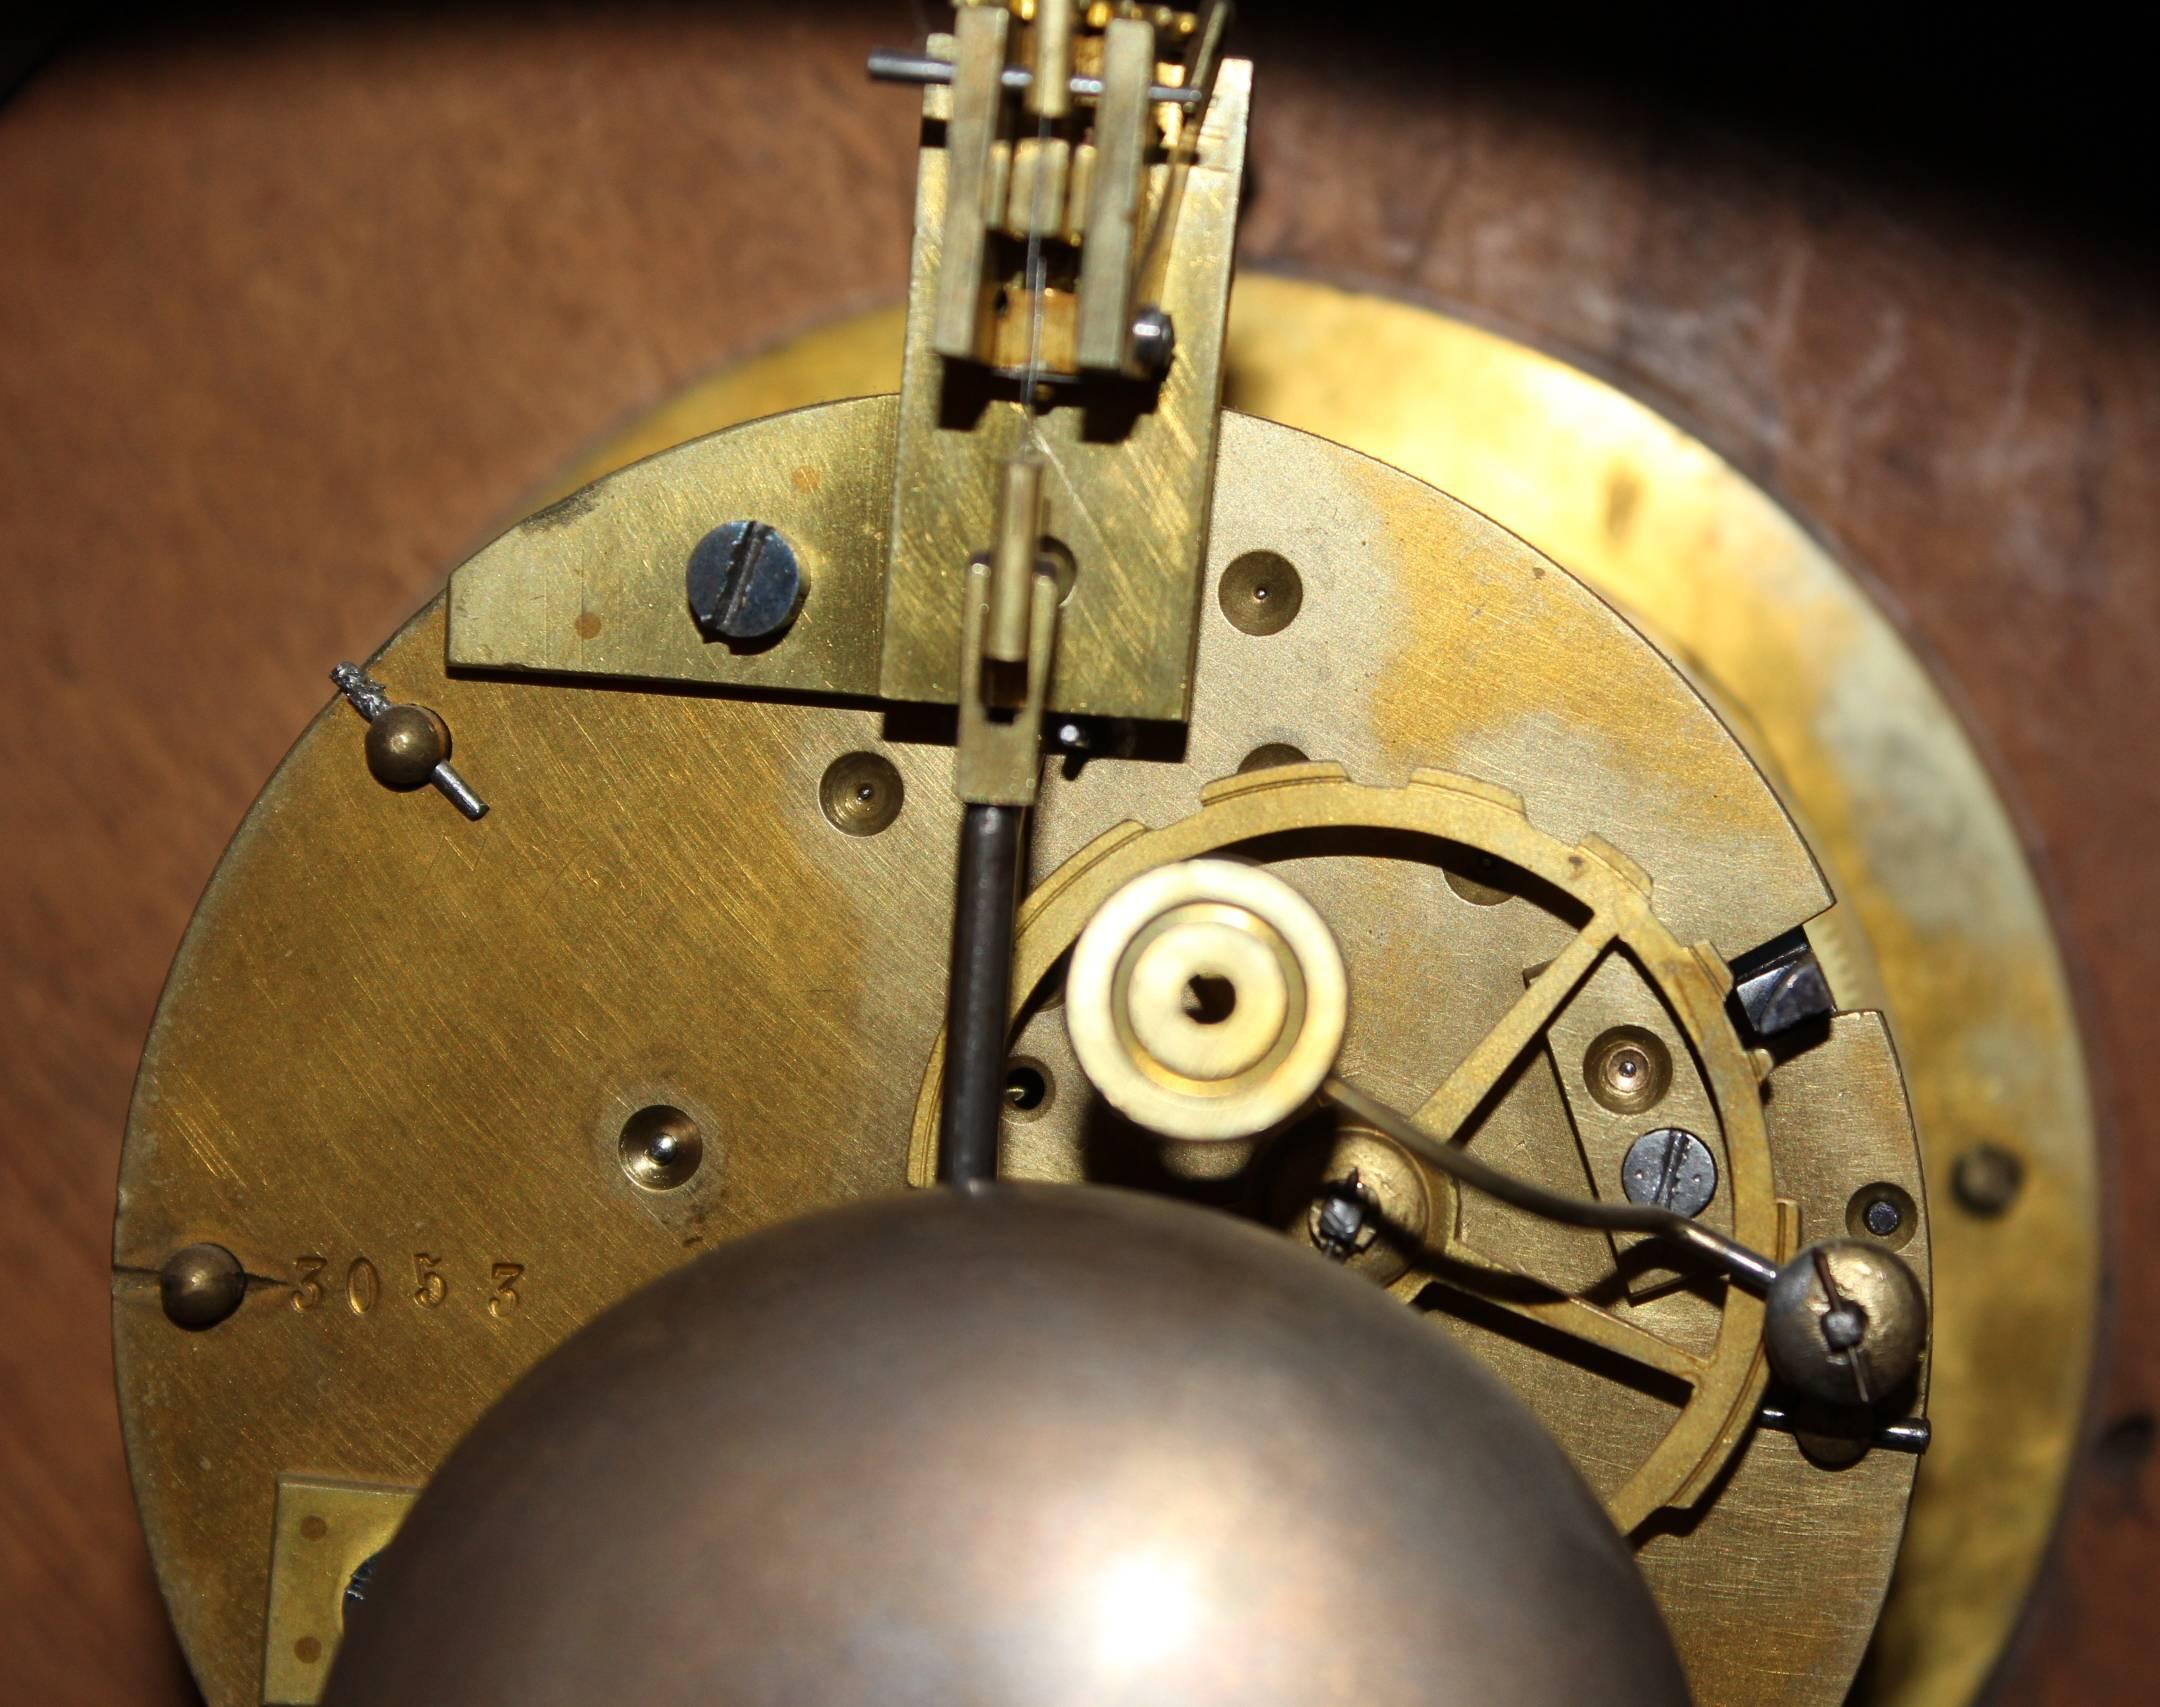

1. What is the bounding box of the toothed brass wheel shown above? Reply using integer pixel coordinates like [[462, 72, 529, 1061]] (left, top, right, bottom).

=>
[[911, 766, 1795, 1533]]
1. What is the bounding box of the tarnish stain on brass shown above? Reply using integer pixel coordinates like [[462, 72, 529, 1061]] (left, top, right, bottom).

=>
[[521, 484, 601, 531], [1239, 429, 1832, 961], [1605, 468, 1643, 542]]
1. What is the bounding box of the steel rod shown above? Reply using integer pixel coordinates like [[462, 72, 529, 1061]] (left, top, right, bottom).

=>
[[938, 803, 1025, 1185], [866, 47, 1200, 107], [1324, 1075, 1783, 1293], [1756, 1404, 1930, 1453]]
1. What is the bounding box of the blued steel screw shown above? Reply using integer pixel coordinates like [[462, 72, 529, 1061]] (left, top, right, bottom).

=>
[[687, 521, 806, 644], [1311, 1171, 1377, 1261], [1620, 1127, 1719, 1219]]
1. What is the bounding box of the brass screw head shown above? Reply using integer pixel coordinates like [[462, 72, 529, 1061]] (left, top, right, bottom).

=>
[[1764, 1238, 1928, 1408], [160, 1242, 246, 1330], [1217, 551, 1304, 637], [364, 704, 451, 790], [818, 751, 905, 837]]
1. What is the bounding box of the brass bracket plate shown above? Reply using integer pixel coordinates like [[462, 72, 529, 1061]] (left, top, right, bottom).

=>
[[880, 59, 1250, 721], [261, 1475, 416, 1705], [445, 397, 895, 697], [447, 64, 1249, 721]]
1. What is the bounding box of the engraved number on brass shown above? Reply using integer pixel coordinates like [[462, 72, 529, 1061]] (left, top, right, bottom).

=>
[[291, 1254, 327, 1312], [488, 1262, 524, 1319], [287, 1253, 525, 1318], [412, 1252, 447, 1309], [346, 1256, 380, 1315]]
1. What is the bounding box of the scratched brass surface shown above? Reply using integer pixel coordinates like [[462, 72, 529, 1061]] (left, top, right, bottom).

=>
[[115, 593, 952, 1707], [119, 386, 1921, 1707], [122, 274, 2090, 1702], [529, 274, 2097, 1707]]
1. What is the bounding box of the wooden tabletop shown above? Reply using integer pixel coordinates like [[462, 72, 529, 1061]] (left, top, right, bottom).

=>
[[2, 8, 2152, 1702]]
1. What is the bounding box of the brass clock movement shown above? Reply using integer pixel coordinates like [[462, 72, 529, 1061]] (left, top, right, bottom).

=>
[[109, 8, 2097, 1705]]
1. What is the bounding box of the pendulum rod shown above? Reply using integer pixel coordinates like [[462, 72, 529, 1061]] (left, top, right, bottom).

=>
[[939, 803, 1025, 1185]]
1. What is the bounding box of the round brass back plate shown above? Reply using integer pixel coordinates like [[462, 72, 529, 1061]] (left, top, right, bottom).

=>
[[112, 277, 2093, 1707]]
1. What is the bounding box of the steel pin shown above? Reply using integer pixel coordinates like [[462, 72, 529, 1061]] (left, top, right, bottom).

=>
[[331, 664, 489, 821]]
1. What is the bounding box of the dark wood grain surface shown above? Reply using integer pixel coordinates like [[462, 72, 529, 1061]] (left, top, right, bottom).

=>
[[2, 8, 2152, 1702]]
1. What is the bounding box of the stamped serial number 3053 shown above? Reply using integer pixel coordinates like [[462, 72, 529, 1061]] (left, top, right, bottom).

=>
[[290, 1254, 526, 1319]]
